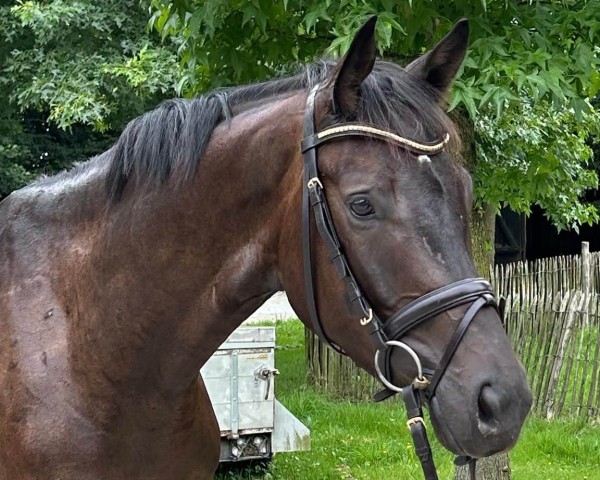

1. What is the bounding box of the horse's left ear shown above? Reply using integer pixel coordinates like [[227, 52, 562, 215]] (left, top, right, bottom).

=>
[[405, 19, 469, 97], [331, 16, 378, 116]]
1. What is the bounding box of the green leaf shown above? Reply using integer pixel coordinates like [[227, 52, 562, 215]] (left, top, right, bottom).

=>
[[304, 3, 331, 33], [462, 90, 478, 120], [380, 0, 395, 11], [188, 9, 203, 34], [448, 89, 462, 112], [479, 85, 499, 109]]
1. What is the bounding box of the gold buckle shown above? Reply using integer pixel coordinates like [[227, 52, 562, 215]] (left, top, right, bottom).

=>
[[412, 376, 430, 390], [406, 416, 425, 430], [307, 177, 323, 189], [360, 308, 373, 326]]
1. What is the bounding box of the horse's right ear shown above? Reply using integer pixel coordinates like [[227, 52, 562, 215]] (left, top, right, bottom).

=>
[[329, 16, 378, 117]]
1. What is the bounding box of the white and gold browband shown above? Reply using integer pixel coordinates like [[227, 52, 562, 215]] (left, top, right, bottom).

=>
[[317, 125, 450, 153], [302, 122, 450, 156]]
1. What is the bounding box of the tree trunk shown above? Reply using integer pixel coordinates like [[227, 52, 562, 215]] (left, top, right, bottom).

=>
[[469, 204, 495, 276], [455, 455, 511, 480]]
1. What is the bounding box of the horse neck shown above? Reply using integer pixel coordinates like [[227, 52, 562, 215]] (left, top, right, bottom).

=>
[[72, 94, 305, 395]]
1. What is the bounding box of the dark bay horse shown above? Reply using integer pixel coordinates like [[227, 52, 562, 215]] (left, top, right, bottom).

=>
[[0, 17, 531, 480]]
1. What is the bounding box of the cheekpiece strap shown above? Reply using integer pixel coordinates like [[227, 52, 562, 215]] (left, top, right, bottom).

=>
[[301, 86, 345, 354], [301, 85, 387, 352]]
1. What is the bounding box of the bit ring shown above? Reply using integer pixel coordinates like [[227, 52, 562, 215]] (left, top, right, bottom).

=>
[[374, 340, 426, 393]]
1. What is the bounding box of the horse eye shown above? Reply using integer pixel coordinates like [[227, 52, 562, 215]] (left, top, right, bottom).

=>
[[349, 198, 375, 217]]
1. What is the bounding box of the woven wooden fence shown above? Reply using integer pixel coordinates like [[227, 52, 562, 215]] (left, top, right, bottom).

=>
[[490, 244, 600, 301], [491, 245, 600, 420], [307, 243, 600, 420], [306, 329, 380, 400]]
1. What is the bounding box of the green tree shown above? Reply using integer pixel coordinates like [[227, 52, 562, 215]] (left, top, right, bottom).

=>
[[0, 0, 179, 198]]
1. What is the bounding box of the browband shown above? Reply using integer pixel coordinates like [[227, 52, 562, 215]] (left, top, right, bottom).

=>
[[302, 123, 450, 155]]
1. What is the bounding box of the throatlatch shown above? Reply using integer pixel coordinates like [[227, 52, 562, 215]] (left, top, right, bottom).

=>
[[300, 85, 502, 480]]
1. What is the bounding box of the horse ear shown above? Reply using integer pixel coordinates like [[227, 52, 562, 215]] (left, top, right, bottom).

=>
[[405, 18, 469, 97], [331, 16, 378, 116]]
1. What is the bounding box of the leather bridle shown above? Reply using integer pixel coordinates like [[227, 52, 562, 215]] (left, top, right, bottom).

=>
[[301, 85, 502, 480]]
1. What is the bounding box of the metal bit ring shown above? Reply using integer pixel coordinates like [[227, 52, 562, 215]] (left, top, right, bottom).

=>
[[374, 340, 426, 393]]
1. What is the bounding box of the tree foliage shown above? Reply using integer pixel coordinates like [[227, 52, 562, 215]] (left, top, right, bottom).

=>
[[151, 0, 600, 230], [476, 100, 600, 231], [4, 0, 178, 130], [0, 0, 178, 198]]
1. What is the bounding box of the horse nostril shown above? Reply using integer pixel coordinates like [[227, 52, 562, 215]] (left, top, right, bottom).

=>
[[478, 385, 495, 421], [478, 384, 504, 434]]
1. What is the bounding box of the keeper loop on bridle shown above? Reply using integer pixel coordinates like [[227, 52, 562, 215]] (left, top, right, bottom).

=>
[[407, 416, 426, 429], [360, 308, 373, 326], [307, 177, 323, 189]]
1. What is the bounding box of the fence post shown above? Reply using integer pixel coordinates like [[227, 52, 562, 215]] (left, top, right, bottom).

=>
[[582, 242, 590, 326], [582, 242, 590, 293]]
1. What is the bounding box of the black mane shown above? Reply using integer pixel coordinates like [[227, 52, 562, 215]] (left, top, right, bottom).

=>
[[106, 59, 458, 201]]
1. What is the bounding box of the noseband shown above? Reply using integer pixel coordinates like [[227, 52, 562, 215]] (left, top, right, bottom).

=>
[[301, 86, 502, 480]]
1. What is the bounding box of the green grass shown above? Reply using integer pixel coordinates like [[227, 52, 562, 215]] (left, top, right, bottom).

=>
[[510, 418, 600, 480], [216, 321, 600, 480]]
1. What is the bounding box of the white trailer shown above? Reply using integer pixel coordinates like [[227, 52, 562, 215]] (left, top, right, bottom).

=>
[[200, 326, 310, 462]]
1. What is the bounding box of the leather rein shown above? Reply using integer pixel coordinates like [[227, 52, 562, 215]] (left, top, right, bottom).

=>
[[300, 85, 502, 480]]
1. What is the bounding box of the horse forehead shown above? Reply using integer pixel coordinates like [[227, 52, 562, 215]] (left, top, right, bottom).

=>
[[319, 138, 462, 195], [319, 138, 396, 178], [395, 152, 462, 188]]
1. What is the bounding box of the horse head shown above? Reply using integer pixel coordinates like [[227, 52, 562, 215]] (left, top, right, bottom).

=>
[[280, 17, 532, 460]]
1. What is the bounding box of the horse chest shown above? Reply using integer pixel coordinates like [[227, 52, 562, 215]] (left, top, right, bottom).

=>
[[0, 276, 219, 479], [0, 370, 219, 479]]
